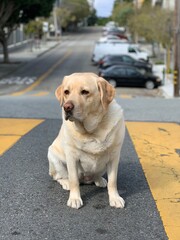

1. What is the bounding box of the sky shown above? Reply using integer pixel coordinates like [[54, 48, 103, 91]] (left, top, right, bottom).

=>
[[93, 0, 116, 17]]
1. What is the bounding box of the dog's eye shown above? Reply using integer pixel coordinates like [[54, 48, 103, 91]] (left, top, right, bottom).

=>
[[64, 90, 70, 95], [81, 90, 89, 95]]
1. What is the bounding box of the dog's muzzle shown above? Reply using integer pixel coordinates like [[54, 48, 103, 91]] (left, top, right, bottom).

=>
[[63, 101, 74, 121]]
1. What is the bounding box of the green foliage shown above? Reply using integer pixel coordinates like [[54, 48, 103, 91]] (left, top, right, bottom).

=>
[[143, 0, 151, 5], [96, 17, 112, 26], [56, 8, 71, 29], [24, 19, 44, 38], [112, 1, 173, 48], [0, 0, 55, 29], [112, 2, 134, 26], [0, 0, 55, 62], [87, 9, 98, 26], [20, 0, 55, 23], [127, 4, 173, 47], [56, 0, 90, 30]]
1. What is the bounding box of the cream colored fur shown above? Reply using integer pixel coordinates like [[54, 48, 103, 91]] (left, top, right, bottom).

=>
[[48, 73, 125, 209]]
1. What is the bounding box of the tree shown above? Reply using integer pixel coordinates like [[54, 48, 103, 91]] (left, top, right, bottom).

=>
[[87, 9, 98, 26], [128, 4, 173, 55], [56, 7, 71, 31], [24, 19, 45, 51], [0, 0, 55, 63], [112, 1, 173, 59], [55, 0, 90, 31], [24, 19, 44, 38], [112, 1, 134, 26]]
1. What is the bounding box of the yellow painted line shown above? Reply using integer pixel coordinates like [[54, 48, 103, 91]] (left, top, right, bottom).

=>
[[0, 118, 44, 156], [11, 51, 72, 96], [119, 94, 132, 99], [126, 122, 180, 240], [29, 91, 49, 96]]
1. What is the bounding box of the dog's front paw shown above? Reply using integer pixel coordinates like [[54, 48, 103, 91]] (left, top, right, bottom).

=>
[[67, 197, 83, 209], [109, 196, 125, 208]]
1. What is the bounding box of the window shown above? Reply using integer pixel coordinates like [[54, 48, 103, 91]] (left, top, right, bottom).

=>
[[128, 47, 136, 53], [126, 68, 140, 77], [122, 56, 134, 63], [112, 68, 126, 77], [110, 56, 122, 61]]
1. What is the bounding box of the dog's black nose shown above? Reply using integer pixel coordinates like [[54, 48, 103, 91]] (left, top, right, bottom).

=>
[[63, 101, 74, 112]]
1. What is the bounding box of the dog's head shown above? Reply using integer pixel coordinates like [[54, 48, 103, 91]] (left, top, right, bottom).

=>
[[55, 73, 115, 124]]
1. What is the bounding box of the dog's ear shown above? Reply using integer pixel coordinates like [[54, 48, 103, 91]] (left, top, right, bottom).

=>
[[97, 77, 115, 109], [55, 84, 63, 106]]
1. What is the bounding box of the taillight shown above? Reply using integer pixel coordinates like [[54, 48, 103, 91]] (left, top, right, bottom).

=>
[[99, 60, 104, 65]]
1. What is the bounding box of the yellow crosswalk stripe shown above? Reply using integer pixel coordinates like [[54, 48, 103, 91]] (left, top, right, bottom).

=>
[[126, 122, 180, 240], [0, 118, 44, 156]]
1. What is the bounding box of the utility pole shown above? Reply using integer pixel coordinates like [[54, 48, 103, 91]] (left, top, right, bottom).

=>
[[53, 3, 58, 38], [174, 0, 180, 96], [134, 0, 139, 43]]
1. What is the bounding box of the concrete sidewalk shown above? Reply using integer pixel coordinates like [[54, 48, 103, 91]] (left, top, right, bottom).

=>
[[153, 64, 174, 98], [0, 40, 60, 79], [141, 44, 175, 98]]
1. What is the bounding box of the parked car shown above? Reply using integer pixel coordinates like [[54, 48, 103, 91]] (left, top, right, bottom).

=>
[[92, 42, 149, 63], [105, 31, 129, 41], [98, 35, 126, 43], [99, 65, 162, 89], [98, 54, 152, 73], [102, 21, 119, 31]]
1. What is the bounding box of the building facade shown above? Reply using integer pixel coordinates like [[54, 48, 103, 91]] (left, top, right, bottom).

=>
[[152, 0, 175, 9]]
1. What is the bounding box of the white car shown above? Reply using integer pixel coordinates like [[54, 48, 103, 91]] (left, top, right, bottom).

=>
[[92, 42, 149, 63]]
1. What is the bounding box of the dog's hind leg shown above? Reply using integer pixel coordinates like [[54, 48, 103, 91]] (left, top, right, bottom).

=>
[[48, 146, 68, 181], [94, 176, 107, 188], [57, 179, 70, 190]]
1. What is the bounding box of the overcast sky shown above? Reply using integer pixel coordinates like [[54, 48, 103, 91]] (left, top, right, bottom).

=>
[[94, 0, 115, 17]]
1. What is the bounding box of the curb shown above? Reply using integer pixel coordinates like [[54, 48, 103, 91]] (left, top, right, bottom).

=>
[[37, 41, 60, 57]]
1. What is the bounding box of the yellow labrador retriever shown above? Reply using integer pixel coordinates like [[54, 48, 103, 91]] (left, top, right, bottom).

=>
[[48, 73, 125, 209]]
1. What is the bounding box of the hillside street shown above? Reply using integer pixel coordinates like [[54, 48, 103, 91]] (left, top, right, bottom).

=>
[[0, 27, 179, 240]]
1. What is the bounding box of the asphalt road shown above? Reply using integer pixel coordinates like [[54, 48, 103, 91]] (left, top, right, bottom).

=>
[[0, 27, 179, 240]]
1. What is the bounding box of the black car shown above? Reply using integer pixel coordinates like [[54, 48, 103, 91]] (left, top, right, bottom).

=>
[[98, 54, 152, 73], [99, 65, 161, 89]]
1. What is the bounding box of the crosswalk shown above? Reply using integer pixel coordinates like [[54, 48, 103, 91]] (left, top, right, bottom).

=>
[[126, 122, 180, 240], [0, 118, 44, 156], [0, 118, 179, 239]]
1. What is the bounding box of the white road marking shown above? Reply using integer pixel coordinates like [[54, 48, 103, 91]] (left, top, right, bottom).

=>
[[0, 76, 37, 85]]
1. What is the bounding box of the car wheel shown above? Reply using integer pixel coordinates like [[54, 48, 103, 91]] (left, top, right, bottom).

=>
[[108, 79, 117, 87], [145, 81, 155, 89]]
